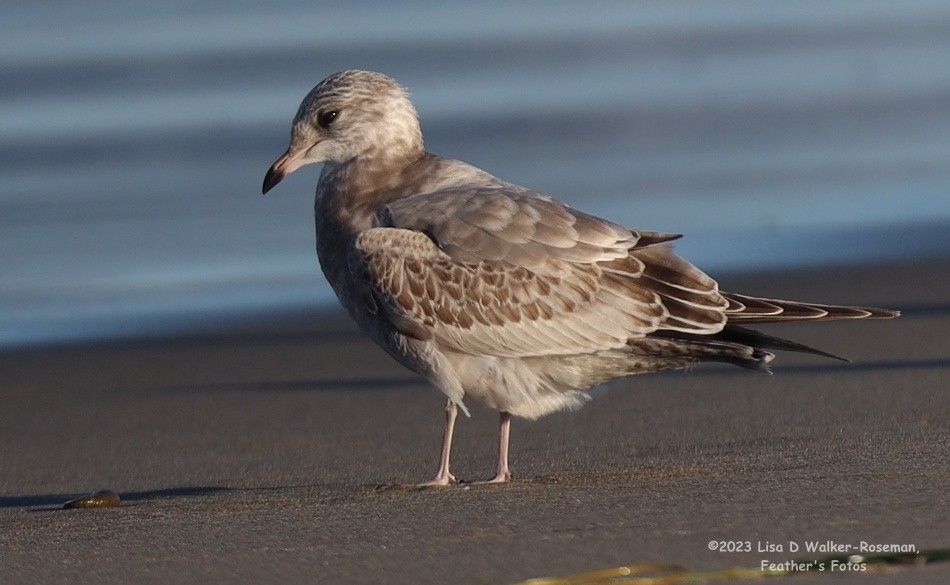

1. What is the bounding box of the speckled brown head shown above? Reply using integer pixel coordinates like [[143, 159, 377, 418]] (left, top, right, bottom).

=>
[[263, 70, 424, 194]]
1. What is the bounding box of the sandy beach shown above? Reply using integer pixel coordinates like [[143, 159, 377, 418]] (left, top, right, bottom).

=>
[[1, 259, 947, 584]]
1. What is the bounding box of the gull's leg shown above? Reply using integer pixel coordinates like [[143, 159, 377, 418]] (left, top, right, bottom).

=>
[[416, 399, 458, 487], [476, 411, 512, 484]]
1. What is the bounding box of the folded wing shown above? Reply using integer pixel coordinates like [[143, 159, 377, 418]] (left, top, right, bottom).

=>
[[349, 188, 731, 358]]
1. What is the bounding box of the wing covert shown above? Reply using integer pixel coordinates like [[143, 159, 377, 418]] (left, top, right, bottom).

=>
[[351, 188, 731, 358], [377, 188, 649, 271]]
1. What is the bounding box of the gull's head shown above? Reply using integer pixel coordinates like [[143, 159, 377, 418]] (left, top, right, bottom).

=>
[[263, 70, 423, 194]]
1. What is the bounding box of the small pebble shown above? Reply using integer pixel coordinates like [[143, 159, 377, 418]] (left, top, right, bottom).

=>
[[63, 489, 121, 509]]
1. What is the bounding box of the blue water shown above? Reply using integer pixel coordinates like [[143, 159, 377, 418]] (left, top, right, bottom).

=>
[[2, 1, 950, 347]]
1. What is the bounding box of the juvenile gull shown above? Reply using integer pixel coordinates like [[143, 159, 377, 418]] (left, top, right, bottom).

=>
[[262, 70, 899, 486]]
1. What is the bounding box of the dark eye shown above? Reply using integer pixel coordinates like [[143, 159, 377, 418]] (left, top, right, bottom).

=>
[[318, 110, 338, 128]]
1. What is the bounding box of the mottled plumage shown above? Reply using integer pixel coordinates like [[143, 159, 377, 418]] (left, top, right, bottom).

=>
[[263, 70, 898, 485]]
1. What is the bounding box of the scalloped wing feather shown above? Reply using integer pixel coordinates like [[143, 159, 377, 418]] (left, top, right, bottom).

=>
[[350, 196, 731, 359]]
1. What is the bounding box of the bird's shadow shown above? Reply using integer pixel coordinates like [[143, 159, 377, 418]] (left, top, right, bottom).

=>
[[186, 358, 950, 394], [697, 357, 950, 377], [152, 376, 422, 394], [4, 486, 231, 512], [146, 356, 950, 396]]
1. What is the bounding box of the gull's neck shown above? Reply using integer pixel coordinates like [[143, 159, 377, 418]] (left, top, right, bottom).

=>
[[316, 146, 425, 234]]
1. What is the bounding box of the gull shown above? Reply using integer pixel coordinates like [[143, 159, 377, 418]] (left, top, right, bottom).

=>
[[262, 70, 899, 486]]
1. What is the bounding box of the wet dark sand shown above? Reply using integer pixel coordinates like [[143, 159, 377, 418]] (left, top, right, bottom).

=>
[[1, 260, 947, 584]]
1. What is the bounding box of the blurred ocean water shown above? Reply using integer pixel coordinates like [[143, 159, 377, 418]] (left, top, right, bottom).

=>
[[2, 1, 949, 347]]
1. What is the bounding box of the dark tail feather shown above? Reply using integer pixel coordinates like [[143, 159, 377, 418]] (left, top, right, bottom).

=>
[[710, 325, 849, 362], [646, 332, 777, 372], [651, 324, 849, 374]]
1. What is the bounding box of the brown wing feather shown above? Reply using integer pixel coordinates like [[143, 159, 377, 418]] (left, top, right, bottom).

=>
[[351, 238, 738, 363], [350, 228, 672, 358]]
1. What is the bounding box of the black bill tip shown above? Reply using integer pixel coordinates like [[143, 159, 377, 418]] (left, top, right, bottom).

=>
[[262, 164, 285, 195]]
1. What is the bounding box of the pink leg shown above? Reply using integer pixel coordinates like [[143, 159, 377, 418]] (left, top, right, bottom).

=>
[[477, 411, 512, 484], [416, 400, 458, 487]]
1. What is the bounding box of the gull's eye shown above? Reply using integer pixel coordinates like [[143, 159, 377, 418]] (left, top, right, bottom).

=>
[[318, 110, 339, 128]]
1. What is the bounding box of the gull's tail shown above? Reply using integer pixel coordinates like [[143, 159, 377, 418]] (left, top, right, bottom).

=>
[[650, 294, 899, 370]]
